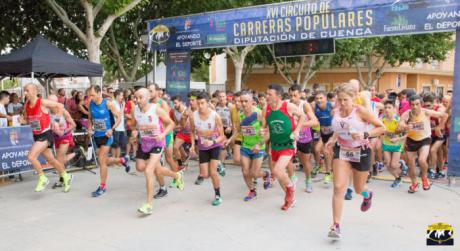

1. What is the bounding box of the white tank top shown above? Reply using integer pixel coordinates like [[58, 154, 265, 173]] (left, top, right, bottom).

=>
[[134, 104, 163, 137], [193, 110, 220, 150], [216, 104, 231, 128], [331, 107, 368, 148]]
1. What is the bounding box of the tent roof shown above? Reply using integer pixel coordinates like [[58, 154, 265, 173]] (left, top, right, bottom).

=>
[[0, 35, 103, 78]]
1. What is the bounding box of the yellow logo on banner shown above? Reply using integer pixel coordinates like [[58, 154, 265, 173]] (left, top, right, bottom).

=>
[[150, 25, 170, 45], [426, 223, 454, 246]]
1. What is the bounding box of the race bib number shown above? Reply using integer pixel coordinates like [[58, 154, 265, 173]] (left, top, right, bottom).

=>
[[241, 126, 256, 137], [321, 126, 333, 135], [93, 119, 107, 131], [385, 132, 397, 139], [30, 120, 41, 131], [313, 131, 320, 139], [339, 147, 361, 163], [221, 118, 230, 127], [411, 122, 424, 131], [140, 129, 157, 137]]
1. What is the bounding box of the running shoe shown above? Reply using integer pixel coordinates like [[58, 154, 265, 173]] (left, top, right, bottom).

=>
[[169, 179, 177, 188], [305, 178, 313, 193], [62, 173, 73, 193], [324, 173, 332, 184], [328, 223, 341, 239], [138, 203, 153, 215], [311, 165, 321, 178], [372, 164, 378, 176], [360, 191, 373, 212], [391, 177, 402, 188], [377, 162, 385, 172], [427, 169, 435, 179], [244, 191, 257, 201], [408, 183, 419, 193], [344, 187, 353, 200], [212, 196, 222, 206], [400, 160, 408, 176], [422, 177, 431, 191], [91, 186, 106, 197], [35, 175, 49, 192], [290, 175, 298, 189], [175, 171, 185, 191], [195, 176, 204, 185], [122, 155, 130, 173], [263, 171, 271, 190], [217, 162, 226, 177], [281, 186, 295, 211], [153, 188, 168, 199]]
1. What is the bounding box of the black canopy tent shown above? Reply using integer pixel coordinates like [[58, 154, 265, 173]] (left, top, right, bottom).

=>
[[0, 35, 103, 94]]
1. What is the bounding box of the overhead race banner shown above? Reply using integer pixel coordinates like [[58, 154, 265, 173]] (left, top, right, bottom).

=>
[[0, 126, 45, 175], [147, 0, 460, 51], [166, 50, 191, 104]]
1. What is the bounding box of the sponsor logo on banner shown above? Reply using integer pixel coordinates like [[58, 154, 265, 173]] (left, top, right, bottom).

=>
[[184, 19, 192, 31], [426, 222, 454, 246], [150, 25, 170, 44], [210, 18, 226, 31], [207, 34, 227, 44]]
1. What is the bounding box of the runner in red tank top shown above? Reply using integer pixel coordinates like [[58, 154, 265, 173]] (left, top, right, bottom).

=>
[[22, 84, 72, 193]]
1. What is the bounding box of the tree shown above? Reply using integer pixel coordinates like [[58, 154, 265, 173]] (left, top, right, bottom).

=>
[[332, 33, 455, 89], [45, 0, 143, 65], [266, 45, 332, 89], [224, 46, 256, 91]]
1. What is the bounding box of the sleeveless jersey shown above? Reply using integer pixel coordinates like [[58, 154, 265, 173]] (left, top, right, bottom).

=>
[[315, 102, 333, 135], [216, 104, 232, 128], [381, 115, 403, 148], [240, 108, 265, 150], [406, 110, 431, 141], [331, 107, 368, 148], [193, 110, 221, 150], [295, 101, 312, 144], [266, 101, 295, 150], [90, 99, 112, 138], [25, 98, 51, 135], [134, 104, 165, 147]]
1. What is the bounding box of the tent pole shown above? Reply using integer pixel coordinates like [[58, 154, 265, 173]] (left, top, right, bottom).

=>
[[153, 50, 157, 85]]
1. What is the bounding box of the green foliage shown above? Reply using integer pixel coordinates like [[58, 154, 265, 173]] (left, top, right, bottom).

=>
[[191, 61, 209, 83], [1, 78, 20, 90]]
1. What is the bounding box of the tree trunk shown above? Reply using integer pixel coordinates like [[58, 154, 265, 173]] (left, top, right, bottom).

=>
[[234, 63, 243, 92]]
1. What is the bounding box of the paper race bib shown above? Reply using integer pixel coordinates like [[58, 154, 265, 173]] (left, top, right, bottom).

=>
[[385, 132, 397, 139], [221, 118, 230, 127], [313, 131, 320, 139], [30, 120, 41, 131], [411, 122, 424, 131], [339, 147, 361, 162], [140, 129, 157, 138], [320, 126, 333, 135], [93, 119, 107, 131], [241, 126, 256, 137]]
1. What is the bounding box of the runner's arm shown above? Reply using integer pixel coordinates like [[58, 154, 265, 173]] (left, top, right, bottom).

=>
[[227, 114, 241, 145], [107, 101, 121, 131], [357, 106, 385, 138], [156, 106, 174, 138], [189, 113, 196, 149], [42, 98, 64, 113], [214, 113, 226, 144], [63, 110, 76, 132], [303, 103, 319, 128], [287, 102, 305, 136]]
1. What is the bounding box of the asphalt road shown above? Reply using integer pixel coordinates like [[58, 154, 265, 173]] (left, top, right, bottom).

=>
[[1, 161, 459, 251]]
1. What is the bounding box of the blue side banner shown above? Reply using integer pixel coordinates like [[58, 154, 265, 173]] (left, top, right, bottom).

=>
[[0, 126, 44, 174], [166, 50, 191, 104], [147, 0, 460, 51], [448, 30, 460, 177]]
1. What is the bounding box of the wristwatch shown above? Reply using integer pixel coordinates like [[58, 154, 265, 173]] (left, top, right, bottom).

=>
[[363, 132, 369, 139]]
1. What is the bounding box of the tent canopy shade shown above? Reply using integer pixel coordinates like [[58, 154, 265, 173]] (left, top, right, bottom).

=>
[[0, 35, 103, 78]]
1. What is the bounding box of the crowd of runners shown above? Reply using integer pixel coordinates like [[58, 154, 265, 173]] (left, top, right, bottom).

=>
[[19, 79, 452, 238]]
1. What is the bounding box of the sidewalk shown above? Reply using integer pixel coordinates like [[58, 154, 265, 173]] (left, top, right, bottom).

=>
[[0, 162, 459, 251]]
